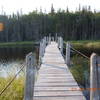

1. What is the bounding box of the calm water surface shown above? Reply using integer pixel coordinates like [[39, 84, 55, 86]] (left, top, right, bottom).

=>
[[0, 46, 37, 77]]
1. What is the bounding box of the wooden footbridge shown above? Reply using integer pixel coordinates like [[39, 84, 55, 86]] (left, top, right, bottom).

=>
[[33, 42, 86, 100]]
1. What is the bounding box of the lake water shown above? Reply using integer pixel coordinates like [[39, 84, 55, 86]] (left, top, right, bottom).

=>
[[0, 46, 37, 78], [0, 46, 100, 78]]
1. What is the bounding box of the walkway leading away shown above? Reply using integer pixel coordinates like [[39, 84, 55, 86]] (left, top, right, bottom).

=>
[[34, 42, 86, 100]]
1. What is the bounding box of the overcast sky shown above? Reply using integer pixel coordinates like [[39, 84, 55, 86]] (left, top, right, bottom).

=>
[[0, 0, 100, 15]]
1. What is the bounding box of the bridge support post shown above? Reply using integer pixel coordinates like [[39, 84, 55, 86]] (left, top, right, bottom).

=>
[[41, 39, 44, 57], [52, 37, 54, 41], [90, 53, 100, 100], [44, 37, 46, 49], [39, 42, 42, 65], [46, 36, 48, 45], [43, 37, 47, 54], [39, 37, 47, 66], [58, 36, 60, 48], [66, 42, 70, 66], [48, 34, 51, 44], [58, 37, 63, 54], [48, 36, 51, 44], [55, 33, 58, 42], [24, 52, 36, 100], [60, 37, 63, 54]]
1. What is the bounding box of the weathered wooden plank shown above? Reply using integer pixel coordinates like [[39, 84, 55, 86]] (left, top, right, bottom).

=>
[[34, 91, 84, 96], [34, 86, 80, 91], [35, 82, 78, 86], [33, 96, 85, 100], [36, 79, 77, 82], [35, 86, 78, 90]]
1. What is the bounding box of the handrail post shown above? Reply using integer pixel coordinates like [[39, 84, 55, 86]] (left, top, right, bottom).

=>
[[39, 42, 42, 65], [58, 37, 63, 54], [48, 34, 51, 44], [41, 39, 44, 57], [48, 36, 51, 44], [60, 37, 63, 54], [52, 37, 54, 41], [42, 38, 45, 56], [47, 36, 49, 44], [58, 36, 60, 48], [44, 37, 46, 49], [46, 36, 48, 45], [39, 37, 47, 66], [55, 33, 57, 42], [66, 42, 70, 66], [90, 53, 100, 100], [24, 52, 36, 100]]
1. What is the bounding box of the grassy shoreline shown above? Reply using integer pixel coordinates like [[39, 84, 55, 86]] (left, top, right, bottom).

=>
[[0, 40, 100, 49], [64, 40, 100, 49], [0, 40, 100, 46], [70, 40, 100, 49], [64, 40, 100, 56], [0, 41, 39, 48]]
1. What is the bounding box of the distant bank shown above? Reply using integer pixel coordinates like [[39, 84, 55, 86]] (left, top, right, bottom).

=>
[[0, 41, 39, 48]]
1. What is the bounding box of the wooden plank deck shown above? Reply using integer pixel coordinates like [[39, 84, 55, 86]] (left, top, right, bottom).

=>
[[34, 42, 86, 100]]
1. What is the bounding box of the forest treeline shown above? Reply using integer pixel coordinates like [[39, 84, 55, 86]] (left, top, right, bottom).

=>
[[0, 5, 100, 42]]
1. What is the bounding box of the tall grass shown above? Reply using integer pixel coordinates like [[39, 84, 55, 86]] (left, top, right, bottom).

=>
[[70, 55, 90, 87], [0, 76, 25, 100]]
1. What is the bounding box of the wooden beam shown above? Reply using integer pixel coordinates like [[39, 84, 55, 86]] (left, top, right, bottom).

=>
[[24, 52, 36, 100], [90, 53, 100, 100], [66, 42, 70, 66]]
